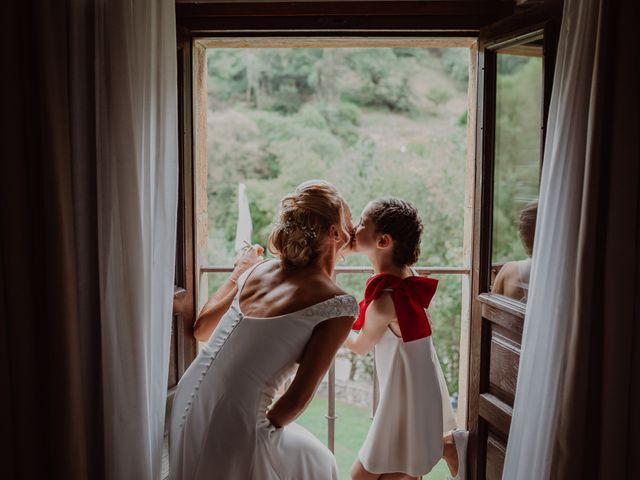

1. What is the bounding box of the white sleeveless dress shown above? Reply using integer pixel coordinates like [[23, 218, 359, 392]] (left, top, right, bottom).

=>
[[169, 263, 359, 480], [358, 283, 457, 476]]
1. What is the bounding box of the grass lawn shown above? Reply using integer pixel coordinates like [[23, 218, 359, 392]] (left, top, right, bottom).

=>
[[296, 397, 450, 480]]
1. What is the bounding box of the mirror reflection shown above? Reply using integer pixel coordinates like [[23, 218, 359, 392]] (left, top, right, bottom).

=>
[[490, 35, 543, 303]]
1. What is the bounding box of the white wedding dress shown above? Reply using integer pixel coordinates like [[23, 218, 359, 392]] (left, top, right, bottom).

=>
[[169, 262, 359, 480]]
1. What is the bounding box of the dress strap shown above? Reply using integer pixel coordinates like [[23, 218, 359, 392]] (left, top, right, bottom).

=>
[[235, 259, 273, 295]]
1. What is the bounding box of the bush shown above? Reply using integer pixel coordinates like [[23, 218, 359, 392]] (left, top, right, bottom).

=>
[[441, 48, 469, 85], [341, 48, 420, 115], [457, 110, 468, 127], [426, 86, 453, 106]]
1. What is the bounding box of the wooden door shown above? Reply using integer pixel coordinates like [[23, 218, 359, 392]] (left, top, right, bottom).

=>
[[168, 31, 198, 418], [467, 7, 561, 478]]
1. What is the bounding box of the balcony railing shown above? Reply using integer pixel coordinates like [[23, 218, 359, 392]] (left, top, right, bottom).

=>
[[199, 264, 469, 452]]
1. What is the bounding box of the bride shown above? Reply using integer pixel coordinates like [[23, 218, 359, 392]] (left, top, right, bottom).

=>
[[169, 180, 359, 480]]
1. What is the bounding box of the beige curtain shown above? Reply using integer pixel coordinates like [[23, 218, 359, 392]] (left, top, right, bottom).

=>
[[551, 0, 640, 477], [503, 0, 639, 478], [95, 1, 178, 478]]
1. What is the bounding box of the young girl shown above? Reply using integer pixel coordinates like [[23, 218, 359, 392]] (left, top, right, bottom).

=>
[[345, 197, 468, 480]]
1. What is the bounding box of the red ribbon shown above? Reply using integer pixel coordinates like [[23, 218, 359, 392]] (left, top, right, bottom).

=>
[[353, 273, 439, 342]]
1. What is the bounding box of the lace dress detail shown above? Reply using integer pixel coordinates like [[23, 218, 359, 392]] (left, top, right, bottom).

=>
[[169, 262, 358, 480], [296, 294, 360, 320]]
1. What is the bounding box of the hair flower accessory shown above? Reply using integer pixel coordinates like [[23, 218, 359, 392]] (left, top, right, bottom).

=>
[[281, 219, 318, 240]]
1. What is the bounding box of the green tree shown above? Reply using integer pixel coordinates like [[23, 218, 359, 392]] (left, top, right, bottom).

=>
[[341, 48, 420, 115]]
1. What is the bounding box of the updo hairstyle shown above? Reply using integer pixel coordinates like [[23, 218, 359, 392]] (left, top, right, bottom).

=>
[[366, 197, 423, 267], [267, 180, 350, 268]]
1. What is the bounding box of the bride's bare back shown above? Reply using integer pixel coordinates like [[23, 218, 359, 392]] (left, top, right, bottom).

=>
[[239, 259, 347, 319]]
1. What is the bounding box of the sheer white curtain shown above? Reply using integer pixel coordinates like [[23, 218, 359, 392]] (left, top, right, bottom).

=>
[[95, 1, 178, 478], [501, 1, 601, 478]]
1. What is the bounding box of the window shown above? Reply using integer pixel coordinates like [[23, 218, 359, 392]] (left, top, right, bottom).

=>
[[193, 39, 476, 478], [490, 35, 544, 304]]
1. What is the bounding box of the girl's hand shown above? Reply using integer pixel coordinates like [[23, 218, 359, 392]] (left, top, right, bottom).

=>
[[233, 244, 264, 275]]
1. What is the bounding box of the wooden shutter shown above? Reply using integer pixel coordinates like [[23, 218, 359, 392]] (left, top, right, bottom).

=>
[[467, 4, 562, 478]]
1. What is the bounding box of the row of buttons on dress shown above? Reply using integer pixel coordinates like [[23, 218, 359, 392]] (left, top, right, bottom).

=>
[[179, 314, 244, 429]]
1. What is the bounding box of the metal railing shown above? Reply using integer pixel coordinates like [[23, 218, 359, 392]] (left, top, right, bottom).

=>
[[200, 265, 470, 276], [200, 264, 469, 451]]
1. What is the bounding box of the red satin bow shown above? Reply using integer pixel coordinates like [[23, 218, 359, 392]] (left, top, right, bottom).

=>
[[353, 273, 439, 342]]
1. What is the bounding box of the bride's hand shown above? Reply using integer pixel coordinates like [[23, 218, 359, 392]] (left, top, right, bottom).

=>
[[233, 244, 265, 275]]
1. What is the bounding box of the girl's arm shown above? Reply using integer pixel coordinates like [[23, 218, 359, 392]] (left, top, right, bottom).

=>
[[344, 292, 395, 355], [267, 315, 353, 427], [193, 245, 264, 341]]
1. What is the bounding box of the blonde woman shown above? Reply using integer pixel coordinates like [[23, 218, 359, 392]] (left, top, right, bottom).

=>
[[169, 180, 359, 480]]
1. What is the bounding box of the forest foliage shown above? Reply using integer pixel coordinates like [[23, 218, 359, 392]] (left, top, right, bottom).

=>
[[205, 47, 542, 397]]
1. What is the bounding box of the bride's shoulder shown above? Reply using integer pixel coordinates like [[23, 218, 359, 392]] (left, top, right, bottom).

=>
[[306, 275, 348, 298], [308, 278, 356, 310], [290, 278, 351, 312]]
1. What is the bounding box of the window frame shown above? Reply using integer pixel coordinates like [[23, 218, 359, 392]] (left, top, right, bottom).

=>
[[171, 2, 562, 478]]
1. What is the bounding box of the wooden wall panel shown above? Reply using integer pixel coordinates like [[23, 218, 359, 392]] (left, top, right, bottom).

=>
[[479, 392, 512, 438], [485, 433, 506, 480], [176, 1, 515, 35], [488, 326, 520, 404]]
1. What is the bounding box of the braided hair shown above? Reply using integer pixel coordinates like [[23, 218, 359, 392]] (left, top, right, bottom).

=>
[[267, 180, 350, 268]]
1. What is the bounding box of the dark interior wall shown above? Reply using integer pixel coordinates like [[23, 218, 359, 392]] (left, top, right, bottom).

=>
[[175, 0, 516, 35]]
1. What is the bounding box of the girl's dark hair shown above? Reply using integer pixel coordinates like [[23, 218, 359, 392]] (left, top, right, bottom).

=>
[[366, 197, 423, 267], [518, 201, 538, 256]]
